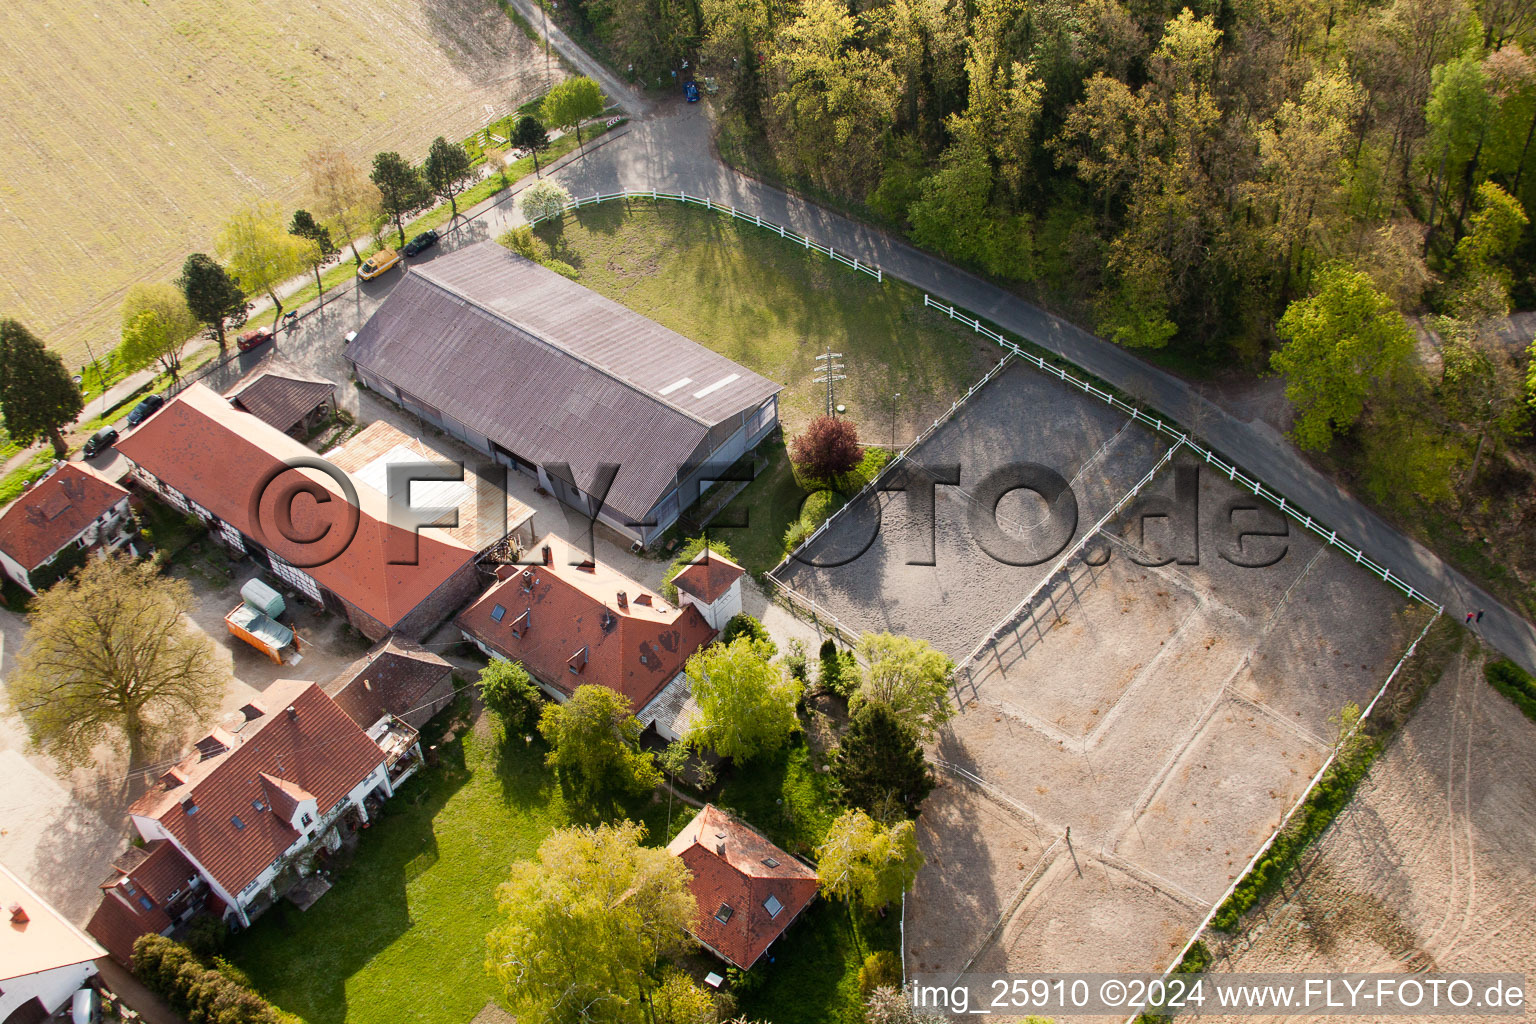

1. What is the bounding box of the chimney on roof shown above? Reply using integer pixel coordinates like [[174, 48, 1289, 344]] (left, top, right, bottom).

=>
[[9, 903, 28, 924], [616, 591, 627, 610], [521, 569, 535, 592], [715, 840, 726, 855], [286, 705, 298, 721], [542, 545, 552, 566]]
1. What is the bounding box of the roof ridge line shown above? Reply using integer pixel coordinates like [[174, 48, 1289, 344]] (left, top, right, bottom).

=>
[[412, 258, 716, 429]]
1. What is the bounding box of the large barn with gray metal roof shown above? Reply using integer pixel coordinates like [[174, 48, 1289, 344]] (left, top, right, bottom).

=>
[[345, 241, 782, 546]]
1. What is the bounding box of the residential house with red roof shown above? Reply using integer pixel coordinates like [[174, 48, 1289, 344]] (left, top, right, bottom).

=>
[[123, 679, 423, 929], [115, 383, 481, 641], [666, 805, 818, 970], [0, 462, 137, 594], [671, 547, 747, 630], [86, 842, 208, 966], [457, 535, 715, 740]]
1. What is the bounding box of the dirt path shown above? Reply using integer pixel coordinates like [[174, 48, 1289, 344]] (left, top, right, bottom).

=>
[[1213, 649, 1536, 1022]]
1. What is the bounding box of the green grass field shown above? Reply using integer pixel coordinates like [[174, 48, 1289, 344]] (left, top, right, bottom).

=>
[[229, 702, 891, 1024], [228, 705, 672, 1024], [538, 201, 992, 434]]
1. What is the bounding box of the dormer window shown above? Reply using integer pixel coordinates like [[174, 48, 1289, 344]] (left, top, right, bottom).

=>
[[510, 608, 531, 638], [568, 646, 588, 674]]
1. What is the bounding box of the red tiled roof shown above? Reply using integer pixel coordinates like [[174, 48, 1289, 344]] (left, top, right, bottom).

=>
[[87, 888, 169, 967], [128, 680, 386, 899], [457, 537, 715, 712], [326, 637, 453, 728], [0, 462, 128, 572], [673, 548, 746, 605], [115, 384, 474, 631], [666, 805, 818, 969], [87, 841, 197, 965]]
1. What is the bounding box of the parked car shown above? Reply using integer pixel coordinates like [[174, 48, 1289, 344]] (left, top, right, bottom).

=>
[[684, 79, 700, 102], [359, 247, 401, 280], [402, 230, 439, 257], [83, 426, 118, 459], [237, 326, 273, 353], [126, 393, 164, 427]]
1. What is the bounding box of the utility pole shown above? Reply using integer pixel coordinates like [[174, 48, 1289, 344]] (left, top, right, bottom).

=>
[[814, 346, 845, 418], [889, 391, 901, 447], [541, 1, 552, 90]]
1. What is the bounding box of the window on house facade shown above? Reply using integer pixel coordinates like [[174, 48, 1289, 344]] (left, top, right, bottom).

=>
[[301, 812, 313, 827]]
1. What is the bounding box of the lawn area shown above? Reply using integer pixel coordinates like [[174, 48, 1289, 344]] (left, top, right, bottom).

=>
[[705, 438, 808, 575], [227, 704, 671, 1024], [537, 201, 993, 434]]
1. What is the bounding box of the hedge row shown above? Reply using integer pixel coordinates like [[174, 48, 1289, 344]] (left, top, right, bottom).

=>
[[1209, 737, 1381, 932], [1485, 659, 1536, 723], [132, 934, 298, 1024], [1134, 941, 1213, 1024]]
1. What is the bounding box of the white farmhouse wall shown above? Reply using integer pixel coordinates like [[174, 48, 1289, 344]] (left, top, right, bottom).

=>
[[0, 961, 98, 1021]]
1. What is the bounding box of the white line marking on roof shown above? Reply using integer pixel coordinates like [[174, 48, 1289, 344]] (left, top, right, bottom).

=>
[[658, 377, 693, 396], [692, 374, 740, 399]]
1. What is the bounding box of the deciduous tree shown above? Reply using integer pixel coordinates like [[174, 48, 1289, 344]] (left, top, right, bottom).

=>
[[289, 209, 336, 297], [370, 151, 429, 247], [479, 658, 542, 730], [854, 632, 955, 739], [119, 283, 200, 383], [216, 201, 311, 329], [424, 136, 475, 217], [9, 555, 223, 773], [511, 115, 552, 177], [685, 637, 801, 760], [485, 821, 695, 1024], [538, 684, 661, 796], [519, 179, 571, 223], [542, 76, 606, 153], [790, 415, 863, 481], [833, 702, 934, 821], [817, 809, 924, 912], [177, 253, 248, 354], [1272, 263, 1417, 450], [0, 319, 82, 458], [304, 145, 381, 266]]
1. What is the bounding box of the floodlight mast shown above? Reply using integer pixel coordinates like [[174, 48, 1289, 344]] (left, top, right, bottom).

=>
[[814, 345, 846, 417]]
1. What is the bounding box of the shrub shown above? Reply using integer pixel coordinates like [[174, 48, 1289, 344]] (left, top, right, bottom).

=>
[[789, 415, 863, 481], [858, 951, 902, 995], [800, 488, 846, 530], [519, 179, 571, 223], [819, 639, 860, 697], [181, 912, 227, 958], [782, 517, 813, 554], [479, 658, 542, 730], [1485, 659, 1536, 723], [131, 934, 290, 1023], [721, 613, 776, 657], [783, 638, 808, 682]]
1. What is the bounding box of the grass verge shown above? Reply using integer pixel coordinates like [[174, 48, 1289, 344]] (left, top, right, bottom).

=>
[[0, 449, 57, 507], [1209, 615, 1460, 933], [1484, 658, 1536, 723]]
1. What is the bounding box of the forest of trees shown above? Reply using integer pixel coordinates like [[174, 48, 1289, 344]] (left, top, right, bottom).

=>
[[562, 0, 1536, 607]]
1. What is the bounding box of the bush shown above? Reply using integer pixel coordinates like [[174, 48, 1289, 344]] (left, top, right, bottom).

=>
[[181, 912, 227, 958], [819, 639, 860, 697], [721, 613, 776, 657], [661, 537, 736, 602], [858, 950, 902, 995], [1485, 659, 1536, 723], [782, 517, 813, 553], [783, 638, 808, 682], [478, 659, 542, 731], [132, 934, 291, 1023], [800, 488, 846, 530]]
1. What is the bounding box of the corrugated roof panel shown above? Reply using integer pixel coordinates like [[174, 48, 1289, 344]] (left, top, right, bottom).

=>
[[346, 247, 782, 523]]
